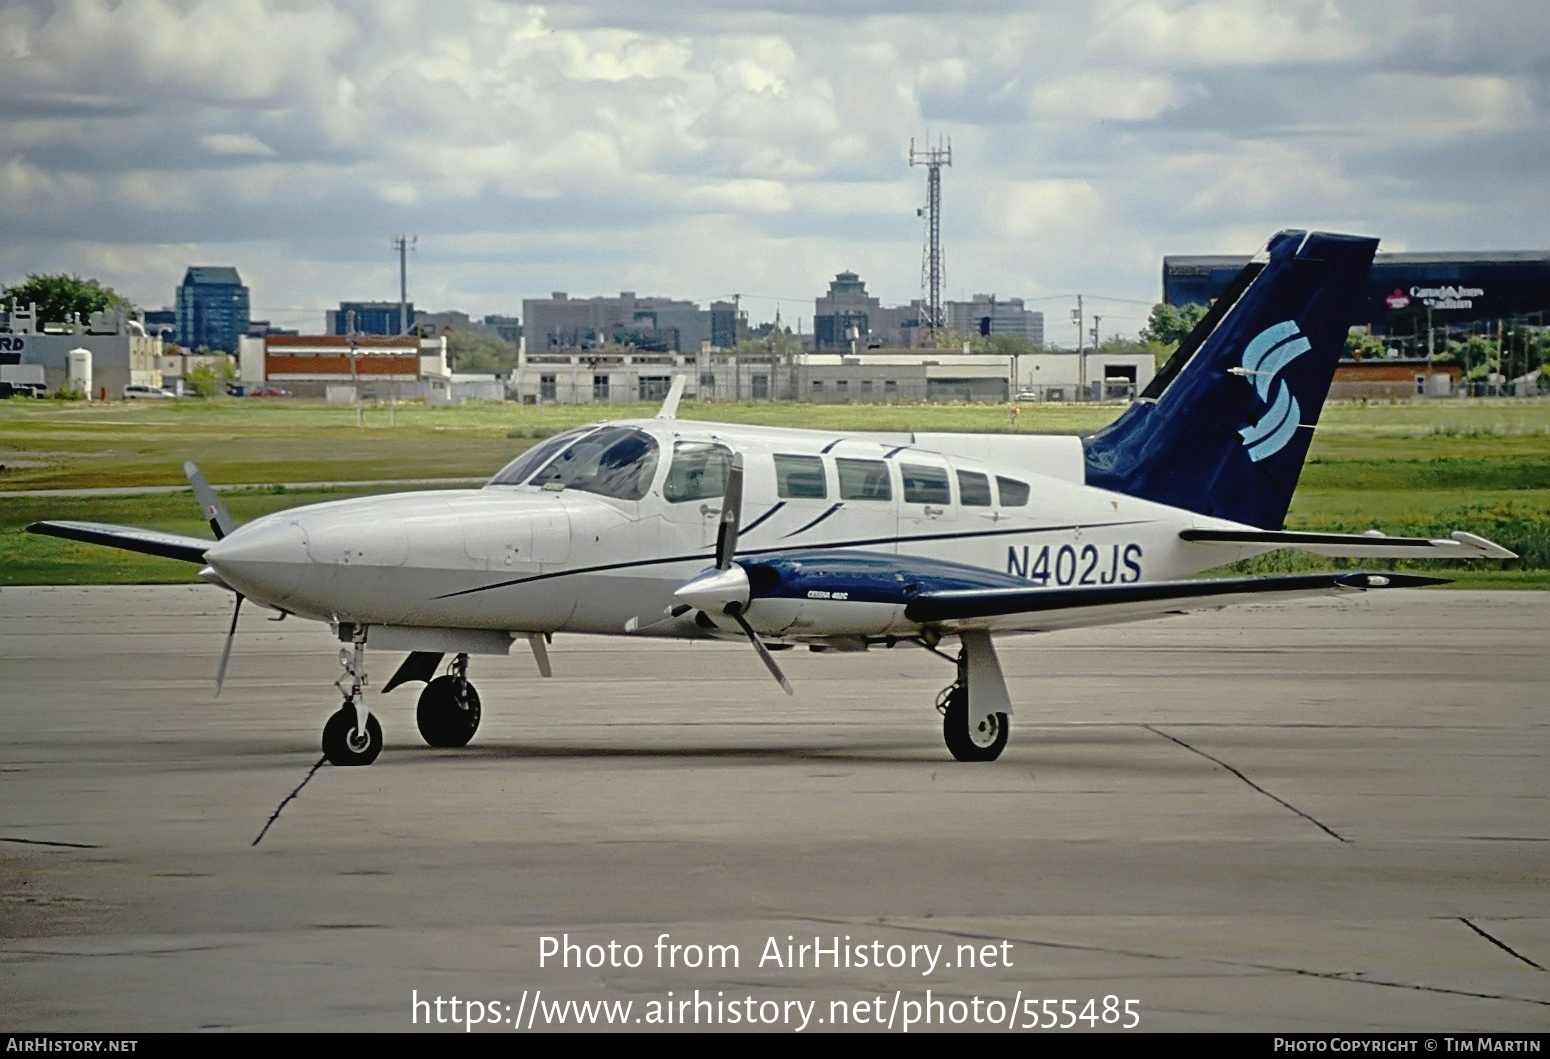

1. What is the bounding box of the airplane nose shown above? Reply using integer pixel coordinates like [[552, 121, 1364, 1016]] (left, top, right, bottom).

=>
[[205, 517, 308, 604]]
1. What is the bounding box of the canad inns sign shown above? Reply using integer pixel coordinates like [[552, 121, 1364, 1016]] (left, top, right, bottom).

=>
[[1410, 285, 1484, 310]]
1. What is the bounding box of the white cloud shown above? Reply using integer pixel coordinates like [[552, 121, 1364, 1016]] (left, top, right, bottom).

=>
[[200, 133, 276, 158], [0, 1, 1545, 336]]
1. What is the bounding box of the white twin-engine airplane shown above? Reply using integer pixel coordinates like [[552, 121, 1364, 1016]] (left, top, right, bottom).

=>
[[31, 230, 1515, 766]]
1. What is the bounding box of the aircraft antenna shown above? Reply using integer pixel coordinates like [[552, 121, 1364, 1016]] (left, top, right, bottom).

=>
[[910, 135, 952, 342]]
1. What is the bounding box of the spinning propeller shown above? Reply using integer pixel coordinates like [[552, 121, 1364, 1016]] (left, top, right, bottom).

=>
[[672, 454, 793, 695], [185, 461, 243, 695]]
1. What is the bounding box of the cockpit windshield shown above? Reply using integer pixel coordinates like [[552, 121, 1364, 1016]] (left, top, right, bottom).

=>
[[486, 426, 599, 488], [526, 426, 660, 501]]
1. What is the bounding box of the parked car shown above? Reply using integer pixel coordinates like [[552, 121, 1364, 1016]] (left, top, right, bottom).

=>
[[0, 381, 48, 398], [249, 385, 293, 398], [123, 384, 176, 400]]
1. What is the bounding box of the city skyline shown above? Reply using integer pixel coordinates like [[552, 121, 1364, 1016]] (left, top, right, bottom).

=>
[[2, 1, 1547, 345]]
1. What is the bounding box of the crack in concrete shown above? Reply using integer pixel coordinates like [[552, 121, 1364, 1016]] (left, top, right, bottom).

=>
[[252, 756, 327, 847], [798, 916, 1550, 1008], [1144, 725, 1346, 842], [0, 836, 99, 849], [1460, 918, 1546, 972]]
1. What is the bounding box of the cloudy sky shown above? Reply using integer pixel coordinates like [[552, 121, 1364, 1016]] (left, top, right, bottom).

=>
[[2, 0, 1547, 343]]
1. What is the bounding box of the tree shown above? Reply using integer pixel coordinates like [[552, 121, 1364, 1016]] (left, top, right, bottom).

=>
[[184, 358, 235, 398], [735, 329, 802, 357], [966, 333, 1043, 357], [445, 330, 518, 373], [1344, 331, 1387, 360], [2, 273, 131, 327], [1140, 302, 1207, 348]]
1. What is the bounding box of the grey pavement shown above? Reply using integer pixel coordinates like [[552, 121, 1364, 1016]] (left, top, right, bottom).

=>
[[0, 586, 1545, 1032]]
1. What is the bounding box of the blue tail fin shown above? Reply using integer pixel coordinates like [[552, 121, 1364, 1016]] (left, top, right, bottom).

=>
[[1082, 230, 1378, 530]]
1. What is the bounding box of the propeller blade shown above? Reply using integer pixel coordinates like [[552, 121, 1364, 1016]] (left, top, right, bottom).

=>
[[714, 453, 745, 570], [185, 461, 234, 540], [726, 605, 793, 696], [214, 593, 244, 696]]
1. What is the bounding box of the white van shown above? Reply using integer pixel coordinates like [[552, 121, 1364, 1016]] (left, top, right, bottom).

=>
[[123, 384, 175, 400]]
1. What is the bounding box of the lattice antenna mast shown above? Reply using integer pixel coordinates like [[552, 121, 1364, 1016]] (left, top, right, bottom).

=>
[[910, 136, 952, 339]]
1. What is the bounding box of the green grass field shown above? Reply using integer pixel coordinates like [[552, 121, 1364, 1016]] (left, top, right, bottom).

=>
[[3, 395, 1548, 587]]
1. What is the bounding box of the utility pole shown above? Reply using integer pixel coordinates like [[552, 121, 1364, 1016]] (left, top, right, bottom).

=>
[[909, 136, 952, 342], [392, 235, 417, 336], [346, 309, 362, 428], [1071, 296, 1085, 401]]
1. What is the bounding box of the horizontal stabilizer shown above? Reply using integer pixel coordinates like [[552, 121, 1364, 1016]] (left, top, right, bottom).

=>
[[27, 520, 212, 564], [904, 571, 1448, 634], [1180, 528, 1517, 560]]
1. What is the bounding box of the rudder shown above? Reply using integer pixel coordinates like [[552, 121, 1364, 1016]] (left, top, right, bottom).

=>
[[1082, 229, 1378, 529]]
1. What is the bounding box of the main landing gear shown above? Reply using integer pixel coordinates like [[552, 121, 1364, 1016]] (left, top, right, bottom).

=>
[[933, 630, 1012, 763], [416, 654, 481, 748]]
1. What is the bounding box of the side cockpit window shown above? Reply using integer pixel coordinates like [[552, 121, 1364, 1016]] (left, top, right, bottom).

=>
[[664, 441, 734, 503], [527, 427, 660, 501]]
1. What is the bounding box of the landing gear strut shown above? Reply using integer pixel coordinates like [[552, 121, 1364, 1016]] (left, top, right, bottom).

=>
[[416, 653, 481, 748], [324, 627, 382, 766], [935, 630, 1011, 762]]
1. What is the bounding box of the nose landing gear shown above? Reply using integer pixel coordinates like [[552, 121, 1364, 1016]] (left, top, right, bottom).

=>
[[323, 629, 382, 765]]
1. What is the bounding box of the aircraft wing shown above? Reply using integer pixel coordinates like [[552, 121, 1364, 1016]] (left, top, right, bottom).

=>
[[1180, 528, 1516, 560], [27, 520, 212, 564], [902, 571, 1448, 635]]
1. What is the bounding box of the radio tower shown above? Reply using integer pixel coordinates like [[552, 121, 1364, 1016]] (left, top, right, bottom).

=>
[[910, 136, 952, 340]]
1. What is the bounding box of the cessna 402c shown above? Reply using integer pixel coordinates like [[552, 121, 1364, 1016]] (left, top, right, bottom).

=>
[[31, 230, 1514, 766]]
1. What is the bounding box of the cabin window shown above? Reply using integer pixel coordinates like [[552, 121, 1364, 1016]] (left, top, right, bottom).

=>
[[486, 426, 598, 487], [957, 470, 992, 507], [528, 426, 659, 501], [901, 463, 951, 505], [774, 454, 827, 499], [836, 458, 891, 501], [996, 475, 1031, 507], [664, 441, 734, 503]]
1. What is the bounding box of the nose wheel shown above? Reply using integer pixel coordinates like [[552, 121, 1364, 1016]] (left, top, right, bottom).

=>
[[323, 626, 382, 766], [322, 707, 383, 766]]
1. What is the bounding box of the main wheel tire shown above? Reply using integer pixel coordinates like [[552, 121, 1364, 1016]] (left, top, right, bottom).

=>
[[941, 686, 1009, 762], [416, 675, 481, 748], [322, 707, 383, 766]]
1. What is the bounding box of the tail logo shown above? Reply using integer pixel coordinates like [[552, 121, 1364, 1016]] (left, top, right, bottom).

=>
[[1237, 320, 1310, 462]]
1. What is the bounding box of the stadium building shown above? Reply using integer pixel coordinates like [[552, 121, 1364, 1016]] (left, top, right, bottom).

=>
[[1163, 249, 1550, 352]]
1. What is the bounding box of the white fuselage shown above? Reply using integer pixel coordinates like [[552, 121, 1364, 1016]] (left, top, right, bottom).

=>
[[204, 419, 1268, 647]]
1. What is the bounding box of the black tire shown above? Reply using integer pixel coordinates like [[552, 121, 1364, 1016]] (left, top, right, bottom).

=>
[[941, 686, 1009, 762], [416, 675, 481, 748], [322, 707, 383, 766]]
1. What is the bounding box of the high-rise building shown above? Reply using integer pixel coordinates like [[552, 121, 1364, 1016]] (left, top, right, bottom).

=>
[[329, 301, 416, 336], [522, 292, 712, 353], [945, 295, 1044, 345], [175, 267, 249, 352]]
